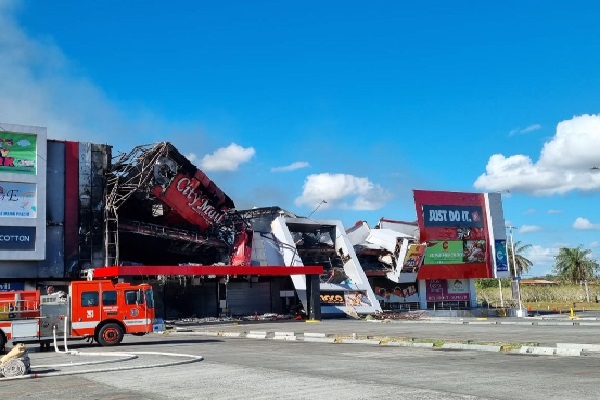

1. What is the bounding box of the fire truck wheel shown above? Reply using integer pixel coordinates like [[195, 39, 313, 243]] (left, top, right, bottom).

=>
[[97, 323, 124, 346], [0, 333, 5, 352]]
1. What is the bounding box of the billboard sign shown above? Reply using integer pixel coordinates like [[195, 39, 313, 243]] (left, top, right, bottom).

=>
[[0, 182, 37, 218], [414, 190, 495, 279], [0, 132, 37, 174]]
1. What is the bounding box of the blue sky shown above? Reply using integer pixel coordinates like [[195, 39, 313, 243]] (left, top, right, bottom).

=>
[[2, 0, 600, 277]]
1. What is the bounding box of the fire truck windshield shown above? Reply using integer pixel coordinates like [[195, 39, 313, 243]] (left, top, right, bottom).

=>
[[145, 289, 154, 308]]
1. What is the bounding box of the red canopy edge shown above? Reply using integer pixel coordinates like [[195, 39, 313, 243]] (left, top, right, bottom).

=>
[[91, 265, 324, 278]]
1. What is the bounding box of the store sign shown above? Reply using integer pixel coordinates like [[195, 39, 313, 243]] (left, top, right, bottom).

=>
[[0, 226, 36, 250], [0, 182, 37, 218], [425, 279, 470, 301], [320, 292, 345, 305], [0, 281, 25, 291], [151, 172, 227, 231], [0, 132, 37, 174]]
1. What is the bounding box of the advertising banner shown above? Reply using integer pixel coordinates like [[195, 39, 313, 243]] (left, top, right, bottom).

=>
[[425, 279, 470, 301], [0, 132, 37, 174], [344, 291, 372, 307], [0, 182, 37, 218], [373, 283, 419, 305], [0, 226, 36, 250], [401, 243, 426, 273], [422, 205, 485, 228], [423, 241, 464, 264], [494, 240, 509, 273]]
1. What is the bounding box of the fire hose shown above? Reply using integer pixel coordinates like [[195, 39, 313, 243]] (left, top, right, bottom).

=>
[[0, 316, 203, 381]]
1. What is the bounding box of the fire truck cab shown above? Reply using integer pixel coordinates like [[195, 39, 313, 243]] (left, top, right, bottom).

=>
[[0, 280, 155, 350]]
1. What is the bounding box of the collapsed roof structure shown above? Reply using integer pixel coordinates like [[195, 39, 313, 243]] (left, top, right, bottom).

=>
[[103, 142, 251, 268]]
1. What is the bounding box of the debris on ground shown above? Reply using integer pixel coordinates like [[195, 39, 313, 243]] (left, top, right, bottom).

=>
[[370, 311, 426, 321]]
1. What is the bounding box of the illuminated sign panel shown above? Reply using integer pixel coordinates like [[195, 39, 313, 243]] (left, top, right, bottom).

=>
[[0, 226, 36, 250], [0, 182, 37, 218], [0, 132, 37, 174]]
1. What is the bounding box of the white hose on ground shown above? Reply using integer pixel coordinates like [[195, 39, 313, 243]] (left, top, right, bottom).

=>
[[0, 318, 204, 381], [1, 351, 203, 381]]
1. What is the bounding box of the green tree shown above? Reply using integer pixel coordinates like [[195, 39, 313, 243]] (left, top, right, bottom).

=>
[[553, 246, 599, 283], [507, 240, 533, 276]]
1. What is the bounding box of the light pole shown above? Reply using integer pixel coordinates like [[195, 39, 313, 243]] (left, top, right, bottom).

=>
[[307, 200, 327, 218], [506, 225, 523, 310]]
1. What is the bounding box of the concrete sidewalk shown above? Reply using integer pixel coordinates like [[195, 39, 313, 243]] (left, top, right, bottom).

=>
[[163, 315, 600, 357]]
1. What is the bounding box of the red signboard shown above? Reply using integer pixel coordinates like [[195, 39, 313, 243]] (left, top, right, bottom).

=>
[[414, 190, 492, 280], [151, 172, 229, 231]]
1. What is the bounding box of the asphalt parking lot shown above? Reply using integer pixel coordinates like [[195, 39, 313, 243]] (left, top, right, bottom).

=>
[[4, 317, 600, 400]]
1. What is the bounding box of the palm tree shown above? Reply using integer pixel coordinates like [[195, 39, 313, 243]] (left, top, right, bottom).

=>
[[506, 240, 533, 277], [553, 246, 599, 302], [553, 246, 599, 283]]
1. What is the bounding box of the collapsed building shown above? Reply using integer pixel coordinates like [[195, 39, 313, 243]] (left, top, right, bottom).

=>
[[1, 122, 510, 319]]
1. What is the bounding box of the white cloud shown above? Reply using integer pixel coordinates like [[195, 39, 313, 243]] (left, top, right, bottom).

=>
[[509, 123, 541, 136], [199, 143, 255, 171], [573, 217, 600, 230], [590, 241, 600, 248], [523, 244, 558, 276], [474, 114, 600, 195], [186, 153, 197, 163], [547, 209, 562, 214], [270, 161, 309, 172], [295, 173, 391, 211], [520, 225, 541, 233], [522, 208, 536, 215]]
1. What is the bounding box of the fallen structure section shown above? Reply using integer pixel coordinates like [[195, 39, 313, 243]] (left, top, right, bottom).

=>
[[270, 215, 381, 317]]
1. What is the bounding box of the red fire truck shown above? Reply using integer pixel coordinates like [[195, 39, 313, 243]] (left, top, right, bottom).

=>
[[0, 280, 155, 351]]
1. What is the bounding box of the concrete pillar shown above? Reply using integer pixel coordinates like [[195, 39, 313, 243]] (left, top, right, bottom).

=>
[[305, 274, 321, 320], [418, 279, 427, 310], [469, 279, 478, 308]]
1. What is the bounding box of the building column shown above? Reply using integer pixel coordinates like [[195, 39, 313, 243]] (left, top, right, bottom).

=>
[[469, 279, 478, 308], [418, 280, 427, 310], [305, 274, 321, 320]]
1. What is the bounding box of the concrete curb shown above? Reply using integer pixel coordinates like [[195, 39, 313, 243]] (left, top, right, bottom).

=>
[[303, 337, 336, 343], [273, 332, 297, 341], [520, 346, 556, 356], [442, 343, 501, 352], [340, 339, 381, 345], [385, 341, 434, 348], [246, 331, 268, 339], [557, 343, 600, 352], [166, 327, 592, 357]]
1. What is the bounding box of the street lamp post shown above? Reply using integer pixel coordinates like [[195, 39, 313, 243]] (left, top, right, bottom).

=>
[[506, 225, 523, 311]]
